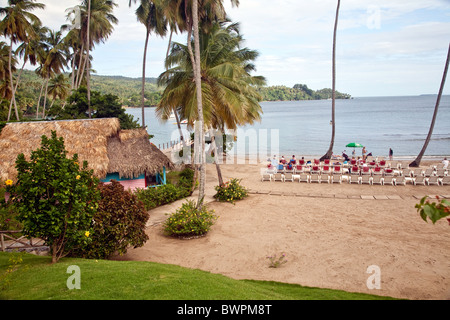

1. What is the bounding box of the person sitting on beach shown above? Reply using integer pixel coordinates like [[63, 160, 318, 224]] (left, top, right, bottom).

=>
[[290, 155, 296, 164], [286, 162, 293, 170], [280, 156, 286, 164], [342, 151, 350, 161], [271, 155, 278, 167], [443, 157, 449, 169], [277, 161, 284, 171]]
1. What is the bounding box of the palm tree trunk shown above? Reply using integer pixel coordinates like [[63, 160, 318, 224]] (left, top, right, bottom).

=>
[[7, 38, 19, 121], [410, 42, 450, 167], [86, 0, 92, 119], [75, 43, 85, 89], [42, 77, 50, 118], [192, 0, 206, 208], [209, 128, 224, 186], [165, 30, 186, 147], [36, 79, 45, 119], [320, 0, 340, 161], [8, 60, 26, 121], [141, 28, 150, 128]]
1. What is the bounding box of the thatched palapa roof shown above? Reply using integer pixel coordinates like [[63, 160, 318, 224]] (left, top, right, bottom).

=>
[[0, 118, 173, 181], [107, 128, 174, 179]]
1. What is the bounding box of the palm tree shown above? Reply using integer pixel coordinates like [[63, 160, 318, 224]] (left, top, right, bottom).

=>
[[130, 0, 168, 128], [47, 73, 70, 110], [410, 42, 450, 167], [320, 0, 340, 161], [0, 0, 45, 121], [157, 20, 265, 185]]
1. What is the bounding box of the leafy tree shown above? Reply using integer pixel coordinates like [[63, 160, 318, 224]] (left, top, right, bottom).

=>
[[8, 131, 100, 263]]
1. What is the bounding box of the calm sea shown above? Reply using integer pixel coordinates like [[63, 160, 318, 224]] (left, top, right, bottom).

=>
[[126, 95, 450, 160]]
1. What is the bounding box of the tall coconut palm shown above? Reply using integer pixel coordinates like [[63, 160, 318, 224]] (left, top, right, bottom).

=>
[[0, 41, 17, 102], [0, 0, 45, 121], [410, 42, 450, 167], [157, 20, 265, 185], [130, 0, 168, 128], [47, 73, 70, 110], [320, 0, 340, 161]]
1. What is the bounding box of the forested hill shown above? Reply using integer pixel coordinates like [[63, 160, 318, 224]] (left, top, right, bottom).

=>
[[257, 84, 352, 101], [15, 70, 351, 108]]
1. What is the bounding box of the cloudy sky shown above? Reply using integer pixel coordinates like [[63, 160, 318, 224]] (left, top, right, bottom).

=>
[[2, 0, 450, 97]]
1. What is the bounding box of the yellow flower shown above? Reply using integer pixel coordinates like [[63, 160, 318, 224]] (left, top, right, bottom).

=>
[[76, 175, 81, 180], [5, 179, 13, 186], [85, 231, 90, 237]]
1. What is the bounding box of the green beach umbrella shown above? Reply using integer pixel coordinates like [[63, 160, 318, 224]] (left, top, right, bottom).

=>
[[346, 142, 364, 148]]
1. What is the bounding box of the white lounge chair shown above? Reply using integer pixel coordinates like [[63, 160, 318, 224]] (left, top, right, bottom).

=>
[[427, 175, 440, 186], [441, 176, 450, 186], [413, 175, 427, 186], [372, 175, 383, 185], [261, 173, 272, 182], [395, 175, 406, 186], [383, 175, 395, 186], [402, 168, 412, 177], [284, 172, 294, 182], [423, 168, 434, 177], [299, 173, 309, 183], [331, 172, 342, 184], [309, 173, 321, 184], [412, 168, 423, 177], [436, 169, 446, 177], [359, 175, 372, 185], [273, 173, 284, 182], [349, 175, 360, 184]]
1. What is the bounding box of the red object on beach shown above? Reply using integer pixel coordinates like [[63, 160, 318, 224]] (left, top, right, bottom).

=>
[[314, 159, 320, 165], [299, 159, 305, 165], [324, 159, 330, 165], [334, 166, 341, 172]]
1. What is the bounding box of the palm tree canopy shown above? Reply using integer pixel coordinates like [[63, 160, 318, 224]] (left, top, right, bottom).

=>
[[0, 0, 45, 44], [157, 20, 265, 131]]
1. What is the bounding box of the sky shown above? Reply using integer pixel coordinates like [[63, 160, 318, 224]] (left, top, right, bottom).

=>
[[2, 0, 450, 97]]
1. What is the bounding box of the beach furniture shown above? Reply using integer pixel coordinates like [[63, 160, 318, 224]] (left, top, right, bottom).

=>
[[394, 175, 406, 186], [261, 173, 272, 182], [284, 172, 294, 182], [423, 168, 434, 177], [322, 166, 331, 176], [309, 173, 321, 184], [412, 168, 423, 177], [427, 175, 440, 186], [359, 175, 372, 185], [383, 175, 395, 186], [378, 160, 386, 168], [331, 172, 342, 184], [402, 168, 412, 177], [273, 173, 284, 182], [384, 168, 394, 176], [441, 176, 450, 186], [299, 173, 309, 183], [311, 165, 320, 174], [361, 166, 371, 175], [349, 175, 360, 184], [373, 166, 382, 175], [372, 175, 383, 185], [413, 175, 427, 186], [313, 159, 320, 166], [295, 165, 304, 174], [436, 169, 446, 177]]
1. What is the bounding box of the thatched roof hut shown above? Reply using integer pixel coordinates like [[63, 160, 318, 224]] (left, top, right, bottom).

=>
[[0, 118, 173, 182], [107, 128, 174, 179]]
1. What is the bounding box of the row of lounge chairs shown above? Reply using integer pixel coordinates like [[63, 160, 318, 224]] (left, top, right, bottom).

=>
[[261, 171, 450, 186]]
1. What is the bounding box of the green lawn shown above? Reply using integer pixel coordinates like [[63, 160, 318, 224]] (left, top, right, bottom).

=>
[[0, 252, 397, 300]]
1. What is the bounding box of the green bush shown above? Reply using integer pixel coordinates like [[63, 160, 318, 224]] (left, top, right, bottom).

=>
[[163, 200, 217, 238], [134, 184, 182, 210], [8, 131, 100, 263], [72, 180, 149, 259], [0, 195, 22, 231], [214, 178, 248, 204]]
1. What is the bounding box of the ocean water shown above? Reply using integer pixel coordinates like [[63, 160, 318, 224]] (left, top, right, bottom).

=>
[[126, 95, 450, 160]]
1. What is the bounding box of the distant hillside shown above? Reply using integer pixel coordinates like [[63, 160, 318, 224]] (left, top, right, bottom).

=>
[[14, 71, 351, 109]]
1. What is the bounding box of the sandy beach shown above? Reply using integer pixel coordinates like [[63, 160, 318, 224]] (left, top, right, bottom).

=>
[[113, 159, 450, 300]]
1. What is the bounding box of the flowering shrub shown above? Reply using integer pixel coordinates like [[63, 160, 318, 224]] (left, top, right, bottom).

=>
[[214, 178, 248, 204], [72, 180, 149, 259], [266, 252, 288, 268], [163, 200, 217, 238], [9, 131, 100, 263]]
